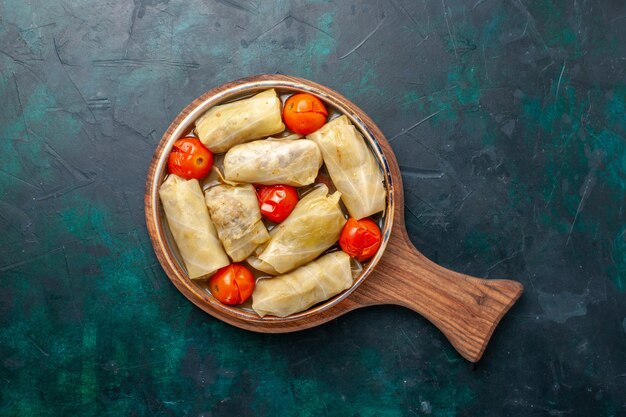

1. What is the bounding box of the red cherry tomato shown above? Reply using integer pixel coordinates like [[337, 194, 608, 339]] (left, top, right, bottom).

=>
[[167, 137, 214, 179], [208, 264, 255, 305], [339, 218, 382, 262], [255, 185, 299, 223], [282, 93, 328, 135]]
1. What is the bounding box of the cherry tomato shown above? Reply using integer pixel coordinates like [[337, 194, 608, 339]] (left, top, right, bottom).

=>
[[208, 264, 255, 305], [255, 185, 299, 223], [282, 93, 328, 135], [339, 218, 382, 262], [167, 137, 214, 179]]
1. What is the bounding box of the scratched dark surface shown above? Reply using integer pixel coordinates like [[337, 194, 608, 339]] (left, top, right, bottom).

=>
[[1, 0, 625, 416]]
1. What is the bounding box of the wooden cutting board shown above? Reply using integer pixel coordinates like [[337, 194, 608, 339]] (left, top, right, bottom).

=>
[[145, 74, 524, 363]]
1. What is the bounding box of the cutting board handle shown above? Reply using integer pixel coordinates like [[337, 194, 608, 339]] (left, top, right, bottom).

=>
[[348, 228, 524, 362]]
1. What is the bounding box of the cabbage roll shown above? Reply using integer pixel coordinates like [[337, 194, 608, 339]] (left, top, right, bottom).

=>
[[195, 89, 285, 153], [204, 184, 270, 262], [257, 185, 346, 273], [246, 255, 279, 275], [307, 115, 386, 219], [223, 138, 322, 186], [252, 251, 353, 317], [159, 174, 229, 279]]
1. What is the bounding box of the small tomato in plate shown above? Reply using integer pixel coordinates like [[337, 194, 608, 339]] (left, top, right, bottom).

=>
[[167, 137, 213, 179], [282, 93, 328, 135], [208, 264, 255, 305], [339, 217, 382, 262], [256, 184, 299, 223]]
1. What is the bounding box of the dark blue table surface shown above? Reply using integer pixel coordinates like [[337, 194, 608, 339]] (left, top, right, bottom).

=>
[[1, 0, 625, 416]]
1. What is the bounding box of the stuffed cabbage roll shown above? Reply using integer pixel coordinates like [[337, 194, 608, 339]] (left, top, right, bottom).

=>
[[256, 185, 346, 274], [252, 251, 353, 317], [246, 255, 279, 275], [195, 89, 285, 153], [307, 115, 386, 219], [223, 138, 322, 186], [159, 174, 229, 279], [204, 184, 270, 262]]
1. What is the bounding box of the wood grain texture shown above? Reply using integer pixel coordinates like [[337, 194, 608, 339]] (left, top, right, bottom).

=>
[[145, 74, 523, 362]]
